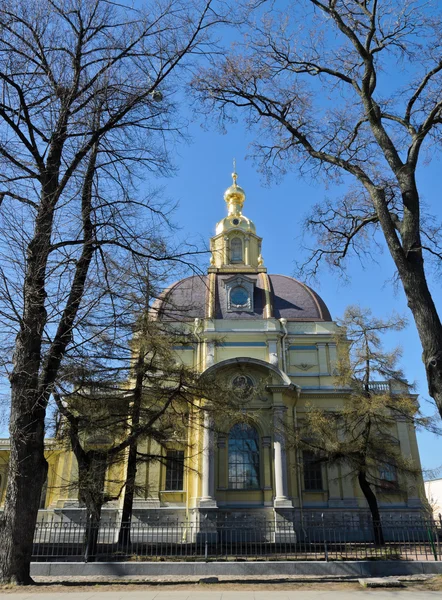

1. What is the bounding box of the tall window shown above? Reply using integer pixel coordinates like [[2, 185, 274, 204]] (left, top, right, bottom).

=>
[[303, 451, 323, 491], [165, 450, 184, 491], [230, 237, 243, 263], [379, 462, 398, 488], [228, 423, 260, 489]]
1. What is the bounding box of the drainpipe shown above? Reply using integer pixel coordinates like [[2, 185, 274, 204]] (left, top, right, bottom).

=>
[[194, 318, 202, 370], [279, 318, 288, 373], [184, 413, 192, 535]]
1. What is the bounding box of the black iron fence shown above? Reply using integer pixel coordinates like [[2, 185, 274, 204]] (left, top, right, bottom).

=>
[[32, 515, 442, 562]]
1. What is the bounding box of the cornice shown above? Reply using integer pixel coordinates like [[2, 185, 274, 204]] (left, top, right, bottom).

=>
[[300, 387, 352, 399], [208, 267, 267, 274], [0, 437, 57, 450]]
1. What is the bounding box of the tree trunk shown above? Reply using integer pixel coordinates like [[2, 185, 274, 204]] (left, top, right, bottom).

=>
[[398, 263, 442, 418], [357, 470, 384, 546], [0, 405, 48, 584], [117, 440, 138, 548], [118, 332, 145, 547], [77, 452, 107, 562], [371, 184, 442, 419], [0, 191, 56, 583]]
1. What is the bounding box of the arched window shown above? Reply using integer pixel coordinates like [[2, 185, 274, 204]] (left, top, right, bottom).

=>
[[230, 237, 243, 263], [228, 423, 260, 489]]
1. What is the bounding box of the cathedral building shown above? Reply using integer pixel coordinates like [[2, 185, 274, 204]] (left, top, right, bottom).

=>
[[0, 172, 424, 525]]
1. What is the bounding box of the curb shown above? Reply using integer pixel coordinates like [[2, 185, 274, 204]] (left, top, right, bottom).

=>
[[31, 561, 442, 578]]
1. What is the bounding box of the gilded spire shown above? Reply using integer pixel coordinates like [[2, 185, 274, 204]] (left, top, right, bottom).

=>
[[232, 158, 238, 186]]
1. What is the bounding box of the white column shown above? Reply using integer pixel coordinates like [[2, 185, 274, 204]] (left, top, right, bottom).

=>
[[273, 406, 293, 508], [200, 412, 217, 508]]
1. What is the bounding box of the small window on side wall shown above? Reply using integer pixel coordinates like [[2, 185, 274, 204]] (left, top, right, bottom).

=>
[[303, 451, 323, 491], [165, 450, 184, 491], [230, 237, 243, 263]]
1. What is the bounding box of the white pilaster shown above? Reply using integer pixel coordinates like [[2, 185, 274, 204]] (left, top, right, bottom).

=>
[[397, 418, 421, 508], [317, 343, 328, 374], [273, 406, 293, 508], [205, 341, 215, 368], [327, 463, 343, 507], [199, 412, 217, 508]]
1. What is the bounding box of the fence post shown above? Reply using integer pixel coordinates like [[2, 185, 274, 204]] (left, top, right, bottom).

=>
[[83, 518, 91, 563], [438, 515, 442, 561], [321, 513, 328, 562], [426, 523, 438, 561]]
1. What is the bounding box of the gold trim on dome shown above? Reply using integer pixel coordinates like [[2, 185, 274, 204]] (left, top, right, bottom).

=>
[[206, 272, 216, 319], [259, 273, 273, 319]]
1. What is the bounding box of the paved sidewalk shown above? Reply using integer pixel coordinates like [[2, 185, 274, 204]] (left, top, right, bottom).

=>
[[1, 592, 442, 599]]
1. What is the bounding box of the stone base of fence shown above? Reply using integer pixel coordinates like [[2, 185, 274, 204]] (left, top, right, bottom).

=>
[[31, 560, 442, 578]]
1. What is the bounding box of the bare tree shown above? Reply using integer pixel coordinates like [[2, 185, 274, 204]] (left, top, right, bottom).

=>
[[292, 306, 427, 546], [0, 0, 227, 584], [193, 0, 442, 420], [54, 317, 233, 560], [52, 259, 237, 557]]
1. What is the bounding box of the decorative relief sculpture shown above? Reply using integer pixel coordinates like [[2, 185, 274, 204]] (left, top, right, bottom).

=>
[[231, 374, 254, 399], [293, 363, 315, 371]]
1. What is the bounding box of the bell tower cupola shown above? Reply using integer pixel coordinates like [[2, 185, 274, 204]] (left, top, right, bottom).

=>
[[209, 166, 266, 273]]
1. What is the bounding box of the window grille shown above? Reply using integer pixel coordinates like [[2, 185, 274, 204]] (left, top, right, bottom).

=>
[[165, 450, 184, 491], [228, 423, 260, 489], [303, 450, 323, 491]]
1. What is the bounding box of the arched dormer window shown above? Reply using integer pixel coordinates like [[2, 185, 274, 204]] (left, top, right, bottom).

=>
[[230, 237, 243, 263], [228, 423, 260, 489]]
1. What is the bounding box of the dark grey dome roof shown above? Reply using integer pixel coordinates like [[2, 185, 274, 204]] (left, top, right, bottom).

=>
[[152, 273, 331, 322]]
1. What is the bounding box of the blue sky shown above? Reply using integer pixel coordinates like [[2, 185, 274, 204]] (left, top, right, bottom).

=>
[[155, 119, 442, 479]]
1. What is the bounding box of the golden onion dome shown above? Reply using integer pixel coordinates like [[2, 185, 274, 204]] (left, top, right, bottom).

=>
[[224, 171, 245, 214]]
